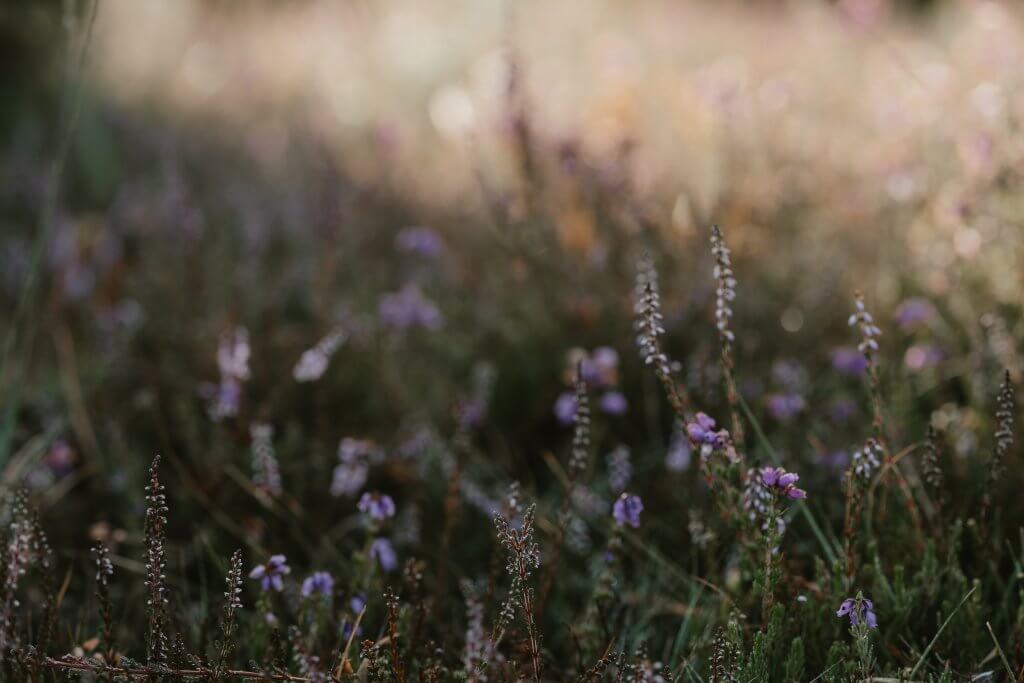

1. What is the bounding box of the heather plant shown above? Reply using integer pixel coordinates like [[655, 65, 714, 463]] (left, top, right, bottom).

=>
[[4, 1, 1024, 681]]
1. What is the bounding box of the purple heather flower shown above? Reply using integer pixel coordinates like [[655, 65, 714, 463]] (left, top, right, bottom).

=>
[[599, 391, 628, 416], [249, 554, 290, 592], [580, 347, 620, 387], [369, 537, 398, 572], [686, 412, 732, 459], [894, 298, 936, 330], [760, 467, 807, 500], [665, 427, 692, 472], [331, 460, 369, 497], [554, 391, 577, 425], [378, 284, 443, 330], [612, 493, 644, 528], [837, 596, 878, 629], [395, 226, 445, 258], [765, 393, 806, 422], [686, 412, 720, 444], [358, 492, 396, 521], [349, 594, 367, 614], [829, 397, 858, 423], [300, 571, 334, 599], [830, 347, 868, 376]]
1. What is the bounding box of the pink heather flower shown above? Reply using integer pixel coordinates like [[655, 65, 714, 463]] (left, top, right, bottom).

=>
[[249, 554, 290, 592], [358, 492, 396, 520], [612, 493, 643, 528]]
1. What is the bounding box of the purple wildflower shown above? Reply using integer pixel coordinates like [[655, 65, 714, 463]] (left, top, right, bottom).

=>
[[378, 284, 443, 330], [606, 445, 632, 493], [837, 596, 878, 629], [765, 393, 806, 422], [686, 412, 733, 460], [300, 571, 334, 599], [580, 347, 619, 387], [829, 397, 858, 423], [249, 554, 290, 592], [894, 298, 936, 330], [358, 492, 396, 521], [395, 226, 445, 258], [369, 537, 398, 572], [830, 347, 868, 376], [665, 425, 692, 472], [612, 493, 643, 528], [686, 412, 720, 444], [760, 467, 807, 499], [554, 391, 577, 425], [599, 390, 628, 415]]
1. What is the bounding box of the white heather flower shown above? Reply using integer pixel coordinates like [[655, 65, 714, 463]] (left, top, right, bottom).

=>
[[852, 438, 883, 480], [710, 226, 737, 345], [633, 253, 670, 375], [293, 327, 347, 382], [848, 293, 882, 356]]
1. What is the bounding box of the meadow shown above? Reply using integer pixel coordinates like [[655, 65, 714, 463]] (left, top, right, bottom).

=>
[[1, 0, 1024, 680]]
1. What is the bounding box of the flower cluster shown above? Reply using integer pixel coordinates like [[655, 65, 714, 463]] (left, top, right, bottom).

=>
[[358, 492, 397, 521], [330, 438, 378, 498], [204, 327, 251, 420], [710, 225, 737, 344], [379, 284, 443, 330], [760, 466, 807, 500], [848, 293, 882, 357], [852, 438, 883, 480], [606, 445, 632, 494], [369, 538, 398, 572], [249, 554, 290, 592], [300, 571, 334, 599], [554, 347, 627, 424], [686, 412, 735, 461], [837, 596, 878, 629], [612, 493, 643, 528]]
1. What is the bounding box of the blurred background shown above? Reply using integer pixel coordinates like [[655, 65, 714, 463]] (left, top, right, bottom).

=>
[[2, 0, 1024, 665]]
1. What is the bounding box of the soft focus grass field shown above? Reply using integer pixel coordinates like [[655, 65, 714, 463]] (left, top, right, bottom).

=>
[[1, 1, 1023, 680]]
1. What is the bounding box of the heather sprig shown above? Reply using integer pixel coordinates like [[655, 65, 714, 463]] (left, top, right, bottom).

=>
[[981, 370, 1015, 539], [214, 549, 244, 676], [849, 292, 884, 436], [837, 592, 877, 679], [710, 224, 745, 455], [143, 455, 170, 665], [92, 542, 115, 665], [250, 422, 282, 498], [633, 252, 689, 418], [492, 487, 542, 682]]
